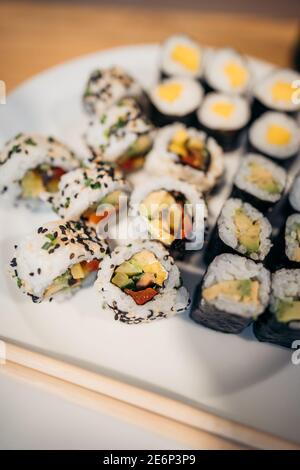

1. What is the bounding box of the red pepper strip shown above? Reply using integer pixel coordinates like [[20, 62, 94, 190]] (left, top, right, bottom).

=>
[[124, 287, 158, 305], [119, 159, 135, 172], [84, 259, 100, 272], [181, 213, 193, 239], [181, 152, 204, 170], [88, 210, 110, 225], [52, 167, 65, 179], [119, 156, 144, 173]]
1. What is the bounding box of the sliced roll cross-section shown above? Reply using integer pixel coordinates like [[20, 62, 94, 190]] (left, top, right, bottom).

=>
[[0, 133, 79, 204], [84, 98, 153, 173], [83, 66, 144, 116], [254, 269, 300, 348], [129, 176, 207, 255], [96, 240, 190, 324], [191, 253, 271, 334], [10, 220, 108, 303], [145, 123, 224, 192], [49, 163, 131, 227]]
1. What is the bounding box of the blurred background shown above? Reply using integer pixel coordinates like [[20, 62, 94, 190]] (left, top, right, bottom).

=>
[[0, 0, 299, 90]]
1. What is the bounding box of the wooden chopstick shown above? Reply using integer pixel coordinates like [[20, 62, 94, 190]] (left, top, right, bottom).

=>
[[1, 340, 298, 450], [1, 360, 242, 449]]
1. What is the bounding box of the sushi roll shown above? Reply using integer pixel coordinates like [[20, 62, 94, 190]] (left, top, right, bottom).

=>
[[248, 112, 300, 164], [10, 220, 108, 303], [254, 269, 300, 348], [191, 253, 271, 334], [129, 177, 207, 256], [149, 77, 204, 127], [84, 98, 153, 173], [204, 48, 251, 96], [0, 133, 79, 205], [197, 92, 250, 151], [217, 198, 272, 261], [49, 164, 131, 227], [82, 66, 144, 116], [144, 123, 224, 192], [233, 153, 287, 210], [96, 240, 190, 324], [252, 69, 300, 118], [289, 172, 300, 212], [160, 34, 204, 80], [285, 214, 300, 264]]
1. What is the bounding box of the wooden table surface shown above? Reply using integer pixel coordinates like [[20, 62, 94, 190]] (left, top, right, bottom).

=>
[[0, 1, 298, 92]]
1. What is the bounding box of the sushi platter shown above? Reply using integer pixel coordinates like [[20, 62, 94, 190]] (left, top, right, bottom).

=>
[[0, 40, 300, 446]]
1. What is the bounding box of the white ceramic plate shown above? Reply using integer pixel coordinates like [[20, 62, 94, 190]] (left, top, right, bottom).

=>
[[1, 44, 299, 445]]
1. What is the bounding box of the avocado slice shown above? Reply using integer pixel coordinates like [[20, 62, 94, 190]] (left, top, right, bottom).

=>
[[131, 250, 157, 268], [203, 279, 259, 304], [111, 272, 134, 289], [295, 224, 300, 244], [276, 299, 300, 323], [237, 279, 253, 299], [234, 209, 260, 253], [44, 271, 72, 298], [126, 135, 152, 157], [21, 170, 45, 198], [248, 163, 281, 194], [101, 190, 121, 206], [115, 260, 143, 277]]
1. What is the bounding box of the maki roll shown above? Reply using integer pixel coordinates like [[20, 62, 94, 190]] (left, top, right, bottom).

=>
[[49, 164, 131, 227], [84, 98, 153, 173], [197, 92, 250, 151], [83, 66, 144, 116], [204, 48, 251, 96], [248, 112, 300, 164], [217, 198, 272, 261], [149, 77, 203, 127], [144, 123, 224, 192], [10, 220, 108, 303], [160, 34, 204, 80], [254, 269, 300, 348], [0, 133, 79, 205], [285, 214, 300, 264], [129, 177, 207, 255], [234, 153, 287, 210], [191, 253, 271, 334], [289, 172, 300, 212], [96, 240, 190, 324], [252, 69, 300, 118]]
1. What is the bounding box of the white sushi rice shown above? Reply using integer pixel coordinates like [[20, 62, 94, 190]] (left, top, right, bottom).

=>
[[270, 269, 300, 329], [10, 220, 108, 302], [160, 34, 204, 79], [129, 176, 207, 250], [0, 133, 79, 202], [144, 123, 224, 192], [234, 153, 287, 203], [218, 198, 272, 260], [253, 69, 300, 113], [83, 66, 143, 116], [50, 164, 131, 220], [197, 92, 250, 130], [201, 253, 271, 317], [149, 77, 203, 116], [96, 240, 190, 324], [204, 48, 251, 95], [84, 98, 153, 162], [285, 214, 300, 262], [249, 112, 300, 159], [289, 172, 300, 212]]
